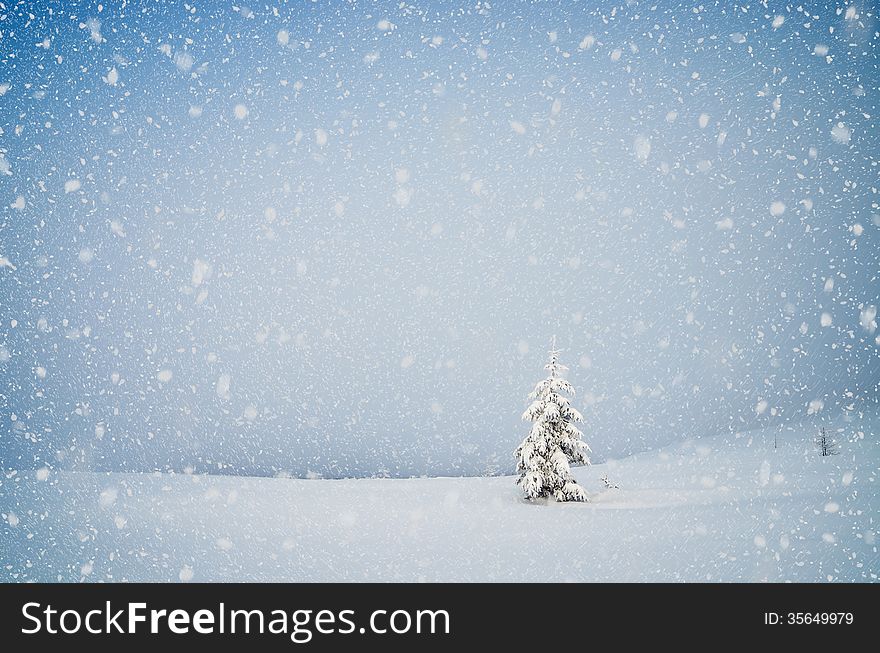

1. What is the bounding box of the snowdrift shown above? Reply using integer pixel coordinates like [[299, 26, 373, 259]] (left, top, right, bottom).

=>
[[2, 411, 877, 582]]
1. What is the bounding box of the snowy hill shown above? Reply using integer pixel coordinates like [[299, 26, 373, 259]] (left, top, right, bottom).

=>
[[2, 411, 877, 582]]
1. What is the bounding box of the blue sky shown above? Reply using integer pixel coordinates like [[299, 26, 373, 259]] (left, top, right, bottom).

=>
[[1, 0, 877, 477]]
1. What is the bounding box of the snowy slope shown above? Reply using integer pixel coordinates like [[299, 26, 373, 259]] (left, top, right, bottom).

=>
[[2, 411, 877, 582]]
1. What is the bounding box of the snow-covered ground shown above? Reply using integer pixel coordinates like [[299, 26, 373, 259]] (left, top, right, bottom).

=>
[[2, 411, 877, 582]]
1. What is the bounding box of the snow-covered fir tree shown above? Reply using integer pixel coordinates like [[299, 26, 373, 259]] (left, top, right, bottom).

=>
[[515, 341, 591, 502], [815, 427, 839, 457]]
